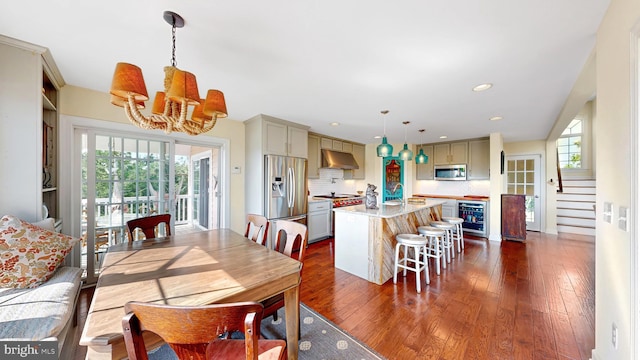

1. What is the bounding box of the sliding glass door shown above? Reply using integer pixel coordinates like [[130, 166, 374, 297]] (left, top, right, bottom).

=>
[[80, 131, 173, 283], [77, 130, 224, 285]]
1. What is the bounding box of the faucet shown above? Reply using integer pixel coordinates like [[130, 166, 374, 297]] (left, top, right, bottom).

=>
[[391, 183, 404, 205]]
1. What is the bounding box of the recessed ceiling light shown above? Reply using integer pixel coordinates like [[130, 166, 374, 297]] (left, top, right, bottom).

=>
[[490, 116, 503, 121], [330, 122, 340, 126], [439, 135, 448, 139], [472, 83, 493, 92]]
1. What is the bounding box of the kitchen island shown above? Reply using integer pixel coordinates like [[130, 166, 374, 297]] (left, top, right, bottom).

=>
[[333, 200, 445, 285]]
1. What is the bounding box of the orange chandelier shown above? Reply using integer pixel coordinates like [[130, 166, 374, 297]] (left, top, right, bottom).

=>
[[109, 11, 227, 136]]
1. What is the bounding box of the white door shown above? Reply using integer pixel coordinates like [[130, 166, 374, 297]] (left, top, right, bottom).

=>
[[505, 155, 542, 231], [189, 148, 221, 230]]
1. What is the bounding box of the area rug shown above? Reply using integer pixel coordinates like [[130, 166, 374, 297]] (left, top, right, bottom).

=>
[[147, 303, 386, 360]]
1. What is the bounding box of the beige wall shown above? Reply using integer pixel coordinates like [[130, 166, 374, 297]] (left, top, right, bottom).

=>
[[59, 85, 247, 234], [593, 0, 640, 359]]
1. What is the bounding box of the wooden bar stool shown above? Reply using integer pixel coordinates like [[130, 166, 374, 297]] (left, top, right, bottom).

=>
[[430, 221, 456, 262], [442, 216, 464, 253], [417, 225, 446, 275], [393, 234, 430, 293]]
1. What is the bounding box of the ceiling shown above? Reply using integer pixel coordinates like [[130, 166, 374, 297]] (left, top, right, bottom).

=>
[[1, 1, 609, 145]]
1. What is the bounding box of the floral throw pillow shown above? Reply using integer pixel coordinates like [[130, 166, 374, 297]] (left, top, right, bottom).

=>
[[0, 215, 80, 288]]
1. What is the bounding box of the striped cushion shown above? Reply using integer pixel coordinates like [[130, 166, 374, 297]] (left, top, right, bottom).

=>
[[0, 266, 82, 341]]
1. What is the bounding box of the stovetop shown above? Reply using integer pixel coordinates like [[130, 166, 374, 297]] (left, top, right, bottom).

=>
[[313, 194, 362, 200]]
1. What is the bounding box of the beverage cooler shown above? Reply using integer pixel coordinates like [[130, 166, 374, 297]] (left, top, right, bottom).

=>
[[458, 200, 488, 238]]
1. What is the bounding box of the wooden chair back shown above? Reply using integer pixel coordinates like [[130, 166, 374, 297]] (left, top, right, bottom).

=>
[[273, 220, 308, 263], [262, 220, 308, 323], [126, 214, 172, 241], [244, 214, 269, 246], [122, 301, 286, 360]]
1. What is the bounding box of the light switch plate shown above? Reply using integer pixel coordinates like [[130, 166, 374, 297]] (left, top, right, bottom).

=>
[[619, 206, 629, 231], [603, 202, 612, 224], [232, 166, 241, 174]]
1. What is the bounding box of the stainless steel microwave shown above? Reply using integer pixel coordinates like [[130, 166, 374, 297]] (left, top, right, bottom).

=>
[[434, 164, 467, 180]]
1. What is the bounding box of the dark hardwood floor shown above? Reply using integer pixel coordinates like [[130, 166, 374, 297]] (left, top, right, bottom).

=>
[[68, 231, 595, 360]]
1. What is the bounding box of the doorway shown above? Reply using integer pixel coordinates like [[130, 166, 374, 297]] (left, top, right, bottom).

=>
[[505, 155, 542, 231]]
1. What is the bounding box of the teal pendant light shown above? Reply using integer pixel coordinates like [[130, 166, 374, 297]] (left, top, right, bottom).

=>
[[376, 110, 393, 157], [398, 121, 413, 161], [415, 129, 429, 164]]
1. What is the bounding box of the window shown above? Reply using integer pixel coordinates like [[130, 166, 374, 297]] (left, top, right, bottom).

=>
[[557, 119, 582, 168]]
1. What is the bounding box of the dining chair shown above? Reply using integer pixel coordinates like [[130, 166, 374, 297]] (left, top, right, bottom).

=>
[[244, 214, 269, 246], [262, 220, 308, 322], [122, 301, 286, 360], [126, 214, 172, 241]]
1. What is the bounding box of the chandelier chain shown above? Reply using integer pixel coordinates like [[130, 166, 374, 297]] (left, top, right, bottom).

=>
[[171, 24, 177, 67]]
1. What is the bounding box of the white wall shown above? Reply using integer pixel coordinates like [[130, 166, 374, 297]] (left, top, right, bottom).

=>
[[592, 0, 640, 358]]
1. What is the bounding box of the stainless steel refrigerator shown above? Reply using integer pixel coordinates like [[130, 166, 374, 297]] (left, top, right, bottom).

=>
[[264, 155, 308, 226]]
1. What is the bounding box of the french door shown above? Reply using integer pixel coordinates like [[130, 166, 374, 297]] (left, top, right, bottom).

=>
[[505, 155, 542, 231]]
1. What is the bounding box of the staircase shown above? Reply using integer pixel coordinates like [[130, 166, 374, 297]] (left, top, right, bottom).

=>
[[556, 179, 596, 236]]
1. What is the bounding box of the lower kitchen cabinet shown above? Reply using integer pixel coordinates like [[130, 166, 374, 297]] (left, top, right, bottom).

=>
[[308, 200, 332, 242]]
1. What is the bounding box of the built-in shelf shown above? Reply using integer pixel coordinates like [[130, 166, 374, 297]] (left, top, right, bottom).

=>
[[42, 93, 56, 111]]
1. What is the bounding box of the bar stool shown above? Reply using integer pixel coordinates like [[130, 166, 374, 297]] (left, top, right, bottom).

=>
[[430, 221, 456, 263], [417, 225, 446, 275], [442, 216, 464, 253], [393, 234, 430, 293]]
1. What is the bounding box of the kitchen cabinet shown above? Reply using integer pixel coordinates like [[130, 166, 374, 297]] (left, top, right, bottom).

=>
[[262, 118, 308, 158], [307, 134, 321, 179], [434, 141, 468, 165], [501, 194, 526, 242], [344, 143, 365, 179], [0, 37, 63, 224], [467, 139, 490, 179], [416, 145, 434, 180], [427, 198, 457, 218], [308, 200, 332, 242], [341, 142, 353, 153]]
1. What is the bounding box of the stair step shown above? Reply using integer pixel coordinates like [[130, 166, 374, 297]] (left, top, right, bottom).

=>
[[557, 216, 596, 227], [557, 193, 596, 202], [557, 225, 596, 236], [560, 179, 595, 186], [557, 208, 596, 217], [560, 186, 596, 194]]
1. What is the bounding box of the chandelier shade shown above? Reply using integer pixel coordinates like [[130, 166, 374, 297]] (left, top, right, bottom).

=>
[[110, 63, 149, 101], [415, 148, 428, 164], [415, 129, 429, 164], [167, 69, 201, 106], [398, 143, 413, 161], [398, 121, 413, 161], [203, 89, 228, 118], [376, 137, 393, 157], [108, 11, 227, 136], [376, 110, 393, 157]]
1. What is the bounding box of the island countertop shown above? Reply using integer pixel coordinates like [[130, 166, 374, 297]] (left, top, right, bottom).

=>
[[332, 199, 446, 218], [333, 199, 445, 285]]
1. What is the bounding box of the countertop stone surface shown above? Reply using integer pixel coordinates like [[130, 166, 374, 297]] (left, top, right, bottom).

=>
[[332, 199, 445, 218], [413, 194, 490, 201]]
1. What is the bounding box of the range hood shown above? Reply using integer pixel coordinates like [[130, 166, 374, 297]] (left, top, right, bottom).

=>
[[321, 149, 360, 170]]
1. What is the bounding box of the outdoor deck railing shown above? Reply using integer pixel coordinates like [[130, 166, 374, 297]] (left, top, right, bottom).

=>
[[83, 194, 190, 224]]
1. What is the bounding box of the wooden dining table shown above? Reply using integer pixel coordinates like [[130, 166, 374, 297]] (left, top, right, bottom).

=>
[[79, 229, 302, 360]]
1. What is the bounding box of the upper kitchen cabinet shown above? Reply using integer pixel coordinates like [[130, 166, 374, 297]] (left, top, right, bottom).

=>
[[245, 114, 309, 158], [415, 145, 434, 180], [467, 139, 490, 180], [0, 36, 64, 224], [264, 117, 308, 157], [434, 141, 468, 165], [308, 134, 321, 179]]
